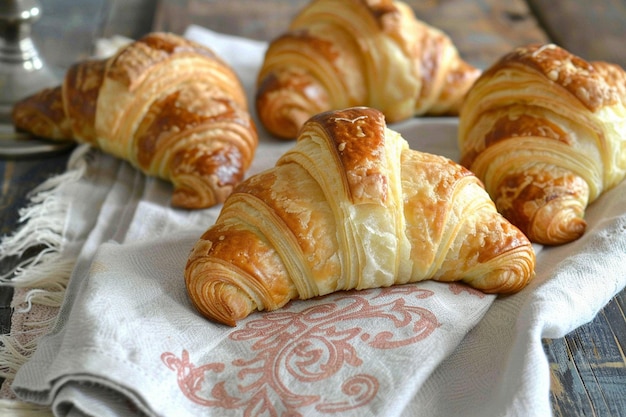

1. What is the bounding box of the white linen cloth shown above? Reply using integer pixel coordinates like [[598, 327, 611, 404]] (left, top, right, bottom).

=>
[[3, 26, 626, 417]]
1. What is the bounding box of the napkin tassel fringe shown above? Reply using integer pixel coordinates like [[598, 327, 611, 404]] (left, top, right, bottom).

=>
[[0, 146, 90, 409]]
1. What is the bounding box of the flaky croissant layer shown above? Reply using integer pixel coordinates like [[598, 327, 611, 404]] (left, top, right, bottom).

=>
[[185, 107, 535, 326], [458, 43, 626, 245], [12, 32, 258, 209], [255, 0, 481, 139]]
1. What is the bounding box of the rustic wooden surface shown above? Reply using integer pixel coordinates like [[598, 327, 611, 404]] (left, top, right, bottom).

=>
[[545, 293, 626, 416], [527, 0, 626, 68], [1, 0, 625, 416]]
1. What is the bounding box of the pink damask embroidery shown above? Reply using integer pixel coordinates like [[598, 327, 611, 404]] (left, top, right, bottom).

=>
[[162, 286, 439, 416], [447, 282, 487, 298]]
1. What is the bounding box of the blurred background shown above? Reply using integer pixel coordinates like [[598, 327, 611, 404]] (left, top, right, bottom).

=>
[[31, 0, 626, 75], [31, 0, 154, 75]]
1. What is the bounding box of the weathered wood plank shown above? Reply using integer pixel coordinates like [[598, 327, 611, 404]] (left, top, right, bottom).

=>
[[526, 0, 626, 67], [406, 0, 549, 68], [544, 290, 626, 417]]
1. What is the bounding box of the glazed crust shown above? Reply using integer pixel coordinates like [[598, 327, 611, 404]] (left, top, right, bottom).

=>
[[458, 43, 626, 245], [12, 32, 258, 209], [255, 0, 480, 139], [185, 107, 535, 326]]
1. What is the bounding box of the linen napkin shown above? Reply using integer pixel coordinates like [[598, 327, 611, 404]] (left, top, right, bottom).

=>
[[2, 26, 625, 417]]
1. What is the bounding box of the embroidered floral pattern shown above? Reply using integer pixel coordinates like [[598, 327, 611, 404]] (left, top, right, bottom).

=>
[[163, 285, 440, 415], [447, 282, 487, 298]]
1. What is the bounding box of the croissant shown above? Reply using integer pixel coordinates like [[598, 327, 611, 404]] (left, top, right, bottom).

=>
[[255, 0, 481, 139], [458, 43, 626, 245], [185, 107, 535, 326], [11, 32, 258, 209]]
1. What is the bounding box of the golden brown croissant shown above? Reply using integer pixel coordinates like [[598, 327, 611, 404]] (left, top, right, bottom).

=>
[[12, 32, 258, 209], [255, 0, 481, 139], [185, 107, 535, 326], [458, 43, 626, 245]]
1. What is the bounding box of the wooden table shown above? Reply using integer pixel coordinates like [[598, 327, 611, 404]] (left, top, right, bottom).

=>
[[2, 0, 625, 415]]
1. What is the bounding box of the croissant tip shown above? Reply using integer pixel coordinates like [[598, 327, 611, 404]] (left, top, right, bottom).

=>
[[190, 296, 246, 327], [171, 182, 229, 209], [473, 253, 536, 295], [268, 108, 313, 140], [217, 315, 238, 328], [528, 211, 587, 245], [186, 275, 254, 326]]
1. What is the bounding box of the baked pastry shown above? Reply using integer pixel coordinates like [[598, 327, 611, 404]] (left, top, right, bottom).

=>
[[458, 43, 626, 245], [12, 32, 258, 209], [185, 107, 535, 326], [255, 0, 481, 139]]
